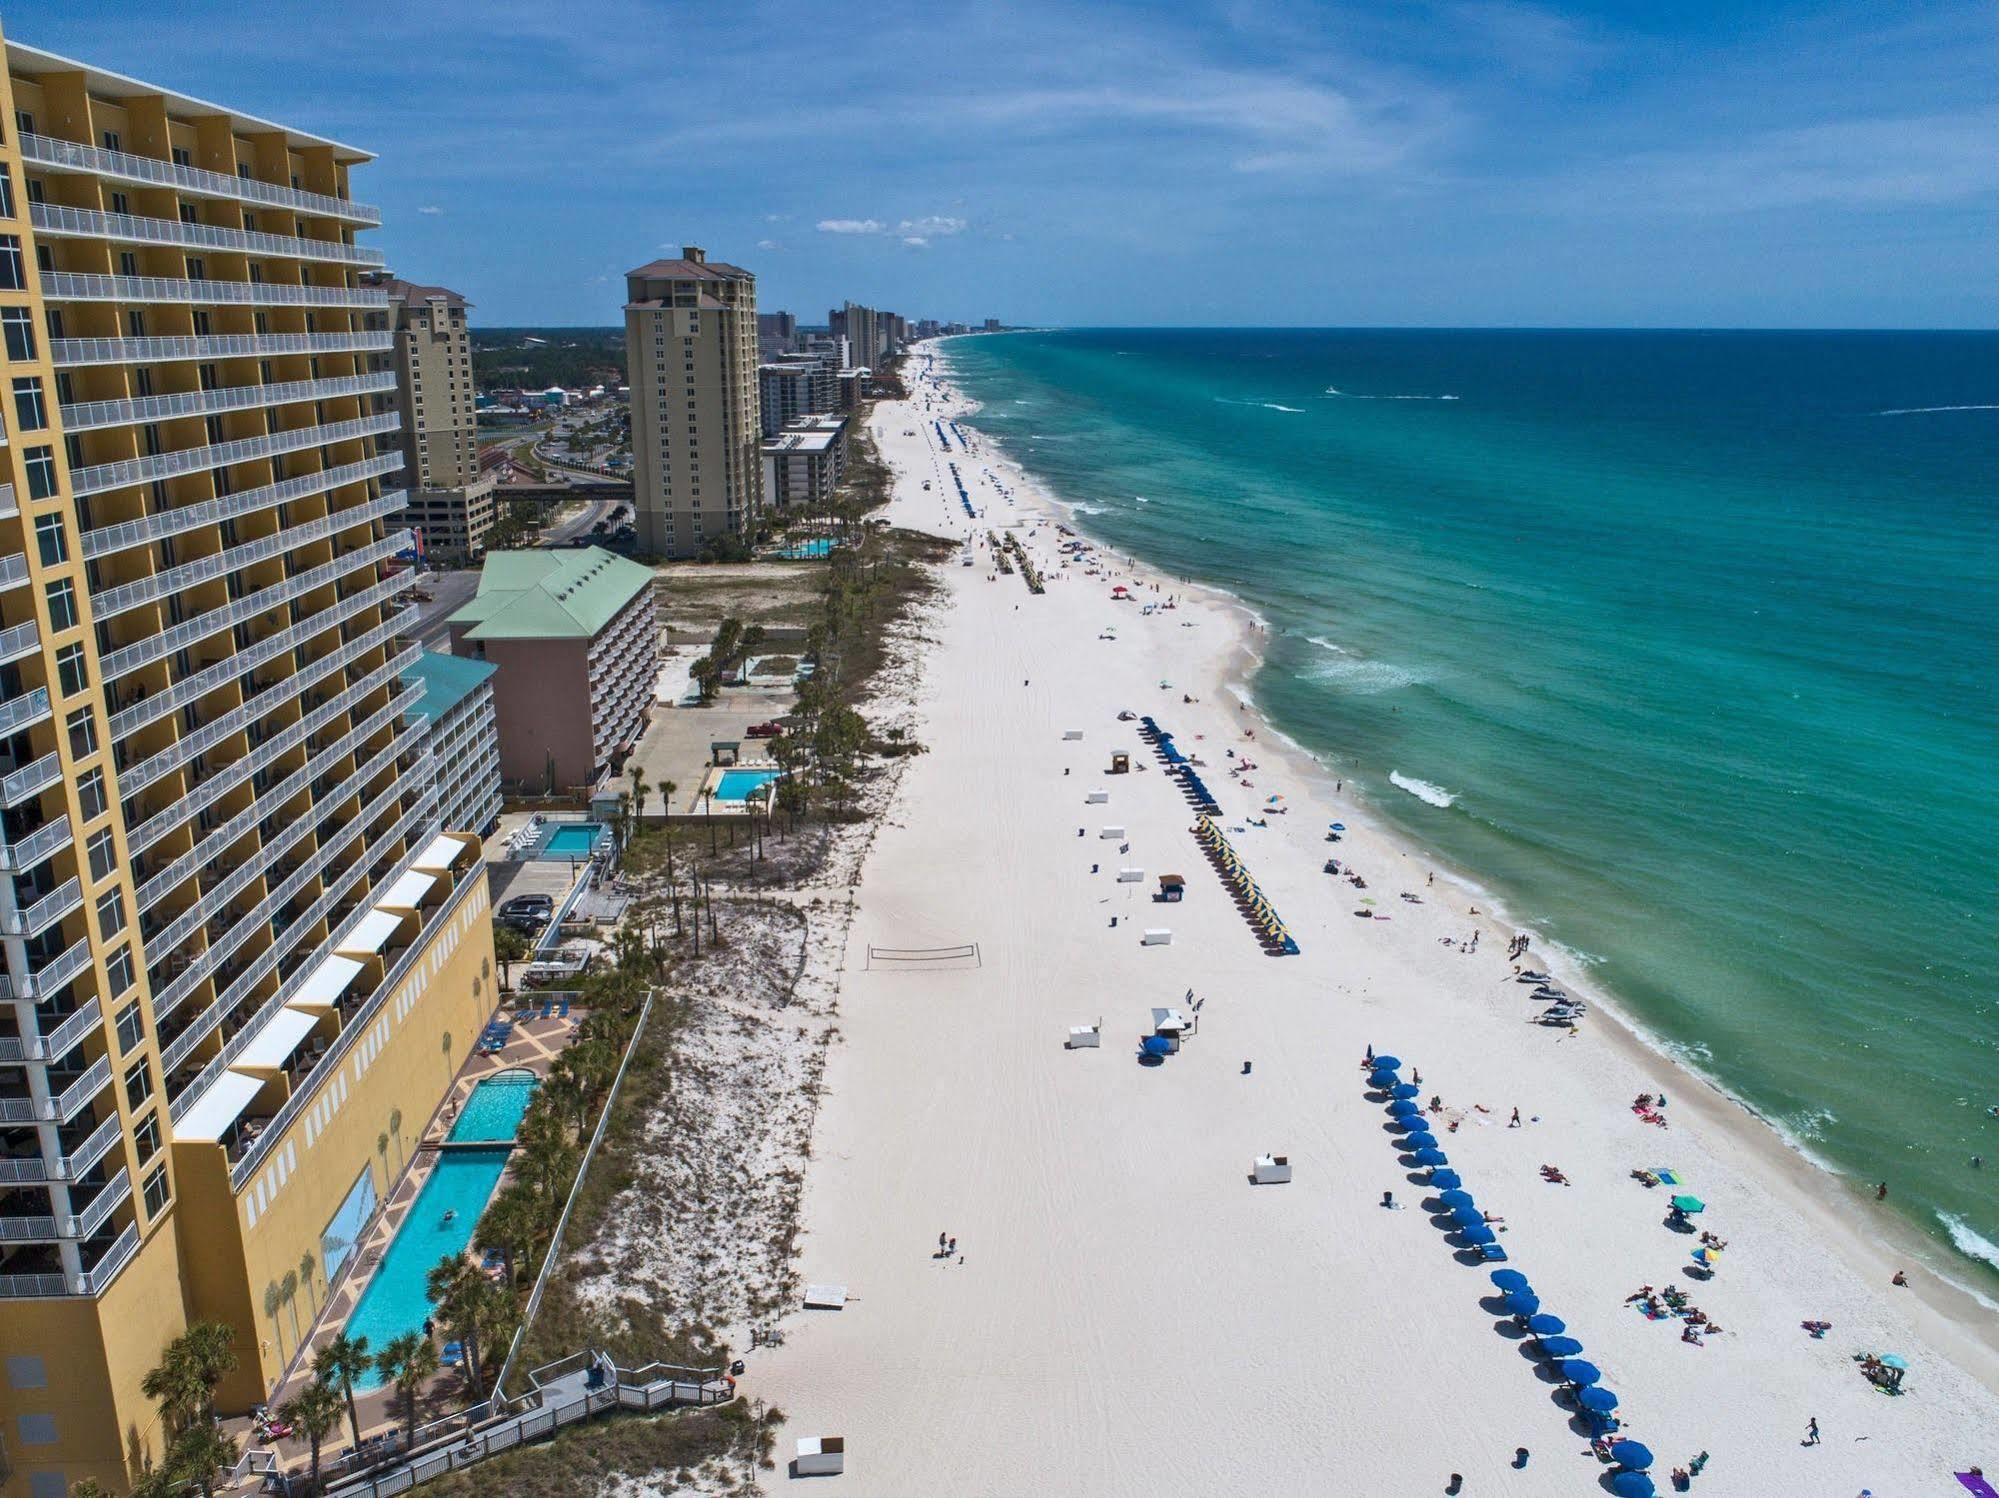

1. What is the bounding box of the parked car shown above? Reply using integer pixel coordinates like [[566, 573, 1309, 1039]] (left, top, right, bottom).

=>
[[746, 720, 784, 739], [498, 894, 555, 931]]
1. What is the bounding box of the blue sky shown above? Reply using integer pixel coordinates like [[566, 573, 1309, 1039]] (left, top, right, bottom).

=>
[[20, 0, 1999, 327]]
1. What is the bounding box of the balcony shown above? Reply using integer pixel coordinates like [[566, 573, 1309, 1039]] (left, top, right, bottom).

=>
[[0, 618, 40, 667], [61, 370, 398, 434], [83, 456, 402, 560], [98, 528, 409, 680], [0, 997, 103, 1064], [0, 685, 52, 739], [18, 131, 382, 224], [30, 201, 386, 268], [1, 877, 84, 940], [70, 411, 400, 496], [55, 1056, 111, 1125], [0, 812, 73, 876], [50, 329, 392, 369], [40, 270, 387, 313], [0, 553, 28, 592], [0, 752, 60, 810], [0, 483, 14, 520], [91, 488, 407, 621]]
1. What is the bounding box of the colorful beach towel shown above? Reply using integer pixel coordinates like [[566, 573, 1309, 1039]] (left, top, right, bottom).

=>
[[1651, 1168, 1685, 1186], [1956, 1474, 1998, 1498]]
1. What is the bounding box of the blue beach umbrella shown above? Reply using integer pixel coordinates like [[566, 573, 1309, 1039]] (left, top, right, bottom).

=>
[[1610, 1472, 1654, 1498], [1391, 1082, 1421, 1099], [1368, 1070, 1399, 1090], [1387, 1099, 1420, 1117], [1459, 1223, 1496, 1245], [1437, 1189, 1476, 1209], [1536, 1336, 1582, 1358], [1371, 1055, 1402, 1072], [1392, 1116, 1430, 1134], [1525, 1313, 1566, 1336], [1578, 1385, 1619, 1413], [1411, 1147, 1449, 1167], [1488, 1268, 1531, 1293], [1431, 1170, 1464, 1191], [1609, 1441, 1654, 1471], [1560, 1359, 1602, 1386], [1450, 1205, 1485, 1227], [1401, 1131, 1439, 1151], [1504, 1291, 1541, 1317]]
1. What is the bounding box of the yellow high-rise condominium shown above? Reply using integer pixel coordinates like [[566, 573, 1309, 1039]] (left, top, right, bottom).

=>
[[0, 30, 498, 1495]]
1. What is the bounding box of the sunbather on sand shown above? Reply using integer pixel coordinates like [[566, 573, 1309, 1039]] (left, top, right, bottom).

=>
[[1541, 1164, 1572, 1185]]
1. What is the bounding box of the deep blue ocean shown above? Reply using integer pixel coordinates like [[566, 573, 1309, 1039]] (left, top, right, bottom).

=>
[[941, 328, 1999, 1287]]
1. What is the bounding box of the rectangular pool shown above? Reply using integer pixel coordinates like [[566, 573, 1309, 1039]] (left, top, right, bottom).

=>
[[714, 769, 781, 801], [542, 823, 603, 858], [449, 1073, 539, 1143]]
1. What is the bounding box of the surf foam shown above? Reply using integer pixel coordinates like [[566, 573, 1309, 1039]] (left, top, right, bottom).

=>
[[1389, 771, 1457, 807]]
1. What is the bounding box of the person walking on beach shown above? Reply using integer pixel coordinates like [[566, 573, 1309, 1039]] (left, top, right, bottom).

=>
[[1510, 1107, 1521, 1128], [1804, 1417, 1820, 1446]]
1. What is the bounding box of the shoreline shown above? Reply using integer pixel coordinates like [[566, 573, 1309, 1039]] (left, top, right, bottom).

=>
[[921, 337, 1999, 1350], [751, 354, 1997, 1496]]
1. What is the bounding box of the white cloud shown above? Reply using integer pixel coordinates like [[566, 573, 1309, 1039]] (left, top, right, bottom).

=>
[[817, 218, 886, 234], [757, 238, 783, 251], [902, 236, 930, 248], [763, 212, 790, 223], [417, 204, 445, 215], [898, 215, 967, 236]]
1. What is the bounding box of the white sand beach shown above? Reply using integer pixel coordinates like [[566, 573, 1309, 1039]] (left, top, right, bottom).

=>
[[751, 351, 1999, 1496]]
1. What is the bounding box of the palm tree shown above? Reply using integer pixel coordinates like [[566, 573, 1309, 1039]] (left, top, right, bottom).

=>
[[143, 1321, 241, 1436], [277, 1379, 345, 1494], [373, 1332, 439, 1454], [166, 1418, 237, 1498], [388, 1108, 404, 1170], [298, 1249, 319, 1316], [515, 1104, 575, 1201], [475, 1181, 541, 1288], [312, 1332, 371, 1453], [263, 1281, 287, 1364], [493, 926, 531, 989], [425, 1254, 490, 1398], [280, 1270, 302, 1350]]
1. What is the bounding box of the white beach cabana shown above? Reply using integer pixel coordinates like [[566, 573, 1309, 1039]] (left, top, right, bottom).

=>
[[232, 1007, 320, 1073], [1253, 1154, 1293, 1185], [1142, 928, 1173, 946], [1085, 790, 1109, 804], [1151, 1007, 1192, 1035], [795, 1437, 845, 1476], [173, 1071, 264, 1144]]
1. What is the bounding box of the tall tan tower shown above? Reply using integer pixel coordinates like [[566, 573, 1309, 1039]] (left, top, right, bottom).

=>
[[625, 247, 761, 559], [0, 31, 497, 1493]]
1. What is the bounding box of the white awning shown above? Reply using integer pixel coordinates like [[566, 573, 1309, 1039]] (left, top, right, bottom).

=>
[[290, 954, 365, 1010], [337, 909, 403, 958], [378, 869, 437, 909], [173, 1071, 264, 1143], [412, 833, 470, 871], [232, 1008, 318, 1072]]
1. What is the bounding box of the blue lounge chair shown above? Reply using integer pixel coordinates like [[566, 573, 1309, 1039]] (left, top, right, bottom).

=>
[[1480, 1242, 1510, 1262], [556, 997, 570, 1020], [540, 1000, 554, 1020]]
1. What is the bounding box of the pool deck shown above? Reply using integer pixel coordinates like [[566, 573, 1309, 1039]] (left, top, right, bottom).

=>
[[248, 998, 589, 1474]]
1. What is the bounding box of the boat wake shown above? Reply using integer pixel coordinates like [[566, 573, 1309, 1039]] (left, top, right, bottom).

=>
[[1874, 404, 1999, 415], [1324, 386, 1460, 401], [1389, 771, 1457, 808]]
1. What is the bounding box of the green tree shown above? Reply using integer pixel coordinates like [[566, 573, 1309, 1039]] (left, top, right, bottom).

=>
[[425, 1255, 494, 1398], [165, 1418, 238, 1498], [493, 924, 531, 988], [516, 1102, 576, 1200], [277, 1379, 345, 1493], [312, 1332, 372, 1452], [373, 1332, 440, 1453], [475, 1179, 543, 1288], [142, 1321, 238, 1436]]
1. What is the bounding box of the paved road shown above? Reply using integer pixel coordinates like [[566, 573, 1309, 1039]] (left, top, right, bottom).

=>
[[408, 568, 481, 648], [543, 495, 622, 547]]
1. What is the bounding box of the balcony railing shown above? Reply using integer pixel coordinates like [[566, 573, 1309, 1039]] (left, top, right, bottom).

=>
[[40, 270, 387, 313], [0, 618, 40, 666], [70, 411, 400, 496], [83, 455, 402, 559], [0, 752, 60, 810], [61, 1111, 125, 1182], [74, 1168, 131, 1239], [98, 529, 408, 679], [108, 576, 414, 745], [19, 131, 381, 224], [51, 329, 392, 368], [0, 552, 28, 591], [4, 877, 84, 940], [75, 1220, 141, 1296], [0, 685, 52, 740], [30, 201, 385, 267], [0, 812, 73, 876], [91, 488, 406, 621], [61, 370, 397, 433], [0, 483, 15, 519]]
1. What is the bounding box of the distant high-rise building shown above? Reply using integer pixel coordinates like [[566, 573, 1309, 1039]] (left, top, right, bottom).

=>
[[364, 275, 498, 561], [984, 318, 1003, 331], [829, 302, 882, 369], [803, 333, 848, 370], [755, 310, 797, 361], [758, 362, 837, 438], [625, 247, 762, 558], [0, 32, 497, 1491]]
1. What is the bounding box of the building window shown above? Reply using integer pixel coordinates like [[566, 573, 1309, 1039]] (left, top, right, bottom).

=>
[[0, 235, 21, 291], [43, 578, 77, 632], [65, 707, 95, 760], [106, 943, 135, 998], [2, 306, 35, 361], [109, 191, 128, 217], [100, 130, 121, 153], [33, 513, 65, 562], [122, 1055, 152, 1110], [114, 1000, 144, 1054], [0, 164, 13, 219], [87, 828, 116, 882], [56, 644, 89, 699], [75, 766, 106, 821], [142, 1163, 170, 1216], [11, 375, 44, 430], [133, 1112, 160, 1165], [96, 889, 126, 942]]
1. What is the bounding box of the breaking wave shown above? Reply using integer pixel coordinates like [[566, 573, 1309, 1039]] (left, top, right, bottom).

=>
[[1389, 771, 1457, 807]]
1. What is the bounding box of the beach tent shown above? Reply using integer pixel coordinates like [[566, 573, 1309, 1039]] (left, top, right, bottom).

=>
[[1609, 1441, 1654, 1471], [1489, 1269, 1531, 1293], [1525, 1313, 1566, 1336], [1610, 1473, 1655, 1498], [1402, 1131, 1439, 1151], [1151, 1008, 1192, 1035]]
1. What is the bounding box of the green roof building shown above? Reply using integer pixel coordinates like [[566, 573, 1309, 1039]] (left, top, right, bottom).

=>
[[447, 548, 659, 790]]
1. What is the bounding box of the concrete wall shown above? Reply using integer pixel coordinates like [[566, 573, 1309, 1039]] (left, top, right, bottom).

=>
[[458, 631, 597, 789]]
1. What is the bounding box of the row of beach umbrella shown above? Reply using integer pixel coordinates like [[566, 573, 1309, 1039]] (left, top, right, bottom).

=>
[[1372, 1055, 1656, 1493], [1193, 814, 1300, 955]]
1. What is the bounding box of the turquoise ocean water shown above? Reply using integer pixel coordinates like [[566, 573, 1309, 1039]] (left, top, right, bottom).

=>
[[939, 329, 1999, 1288]]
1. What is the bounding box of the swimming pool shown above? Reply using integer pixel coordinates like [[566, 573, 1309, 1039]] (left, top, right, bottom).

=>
[[772, 538, 836, 559], [343, 1148, 511, 1385], [541, 822, 604, 858], [714, 769, 781, 801], [449, 1071, 539, 1143]]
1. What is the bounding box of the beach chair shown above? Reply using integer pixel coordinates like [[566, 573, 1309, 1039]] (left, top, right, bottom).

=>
[[540, 1000, 554, 1020], [557, 997, 571, 1020]]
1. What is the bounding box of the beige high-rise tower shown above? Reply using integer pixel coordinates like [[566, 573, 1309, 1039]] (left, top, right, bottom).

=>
[[0, 31, 496, 1493], [625, 247, 761, 559]]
